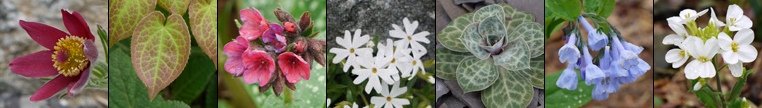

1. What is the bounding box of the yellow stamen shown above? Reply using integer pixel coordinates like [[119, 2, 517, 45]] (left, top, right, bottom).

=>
[[412, 61, 417, 65], [386, 97, 392, 102], [407, 36, 412, 40], [372, 68, 377, 73], [391, 58, 396, 63], [679, 50, 686, 57], [52, 36, 88, 77], [697, 56, 710, 62], [350, 48, 355, 53], [731, 42, 739, 52]]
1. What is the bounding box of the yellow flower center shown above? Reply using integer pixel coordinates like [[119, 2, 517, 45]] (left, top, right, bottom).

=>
[[412, 61, 417, 65], [407, 36, 412, 40], [731, 42, 739, 52], [52, 36, 89, 77], [350, 48, 355, 53], [697, 56, 710, 62], [372, 68, 378, 73], [679, 50, 687, 57], [730, 18, 738, 27], [684, 14, 691, 19], [386, 97, 392, 102], [391, 58, 396, 63]]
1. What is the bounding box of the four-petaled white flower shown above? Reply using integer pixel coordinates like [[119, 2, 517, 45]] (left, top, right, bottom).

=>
[[678, 9, 708, 24], [389, 17, 430, 58], [665, 44, 690, 68], [683, 37, 719, 79], [718, 29, 758, 77], [709, 7, 726, 27], [726, 4, 753, 31], [330, 29, 373, 72], [663, 17, 689, 45], [371, 81, 410, 108]]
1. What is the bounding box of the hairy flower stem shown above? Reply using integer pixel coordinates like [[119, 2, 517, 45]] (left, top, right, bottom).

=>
[[284, 87, 293, 104]]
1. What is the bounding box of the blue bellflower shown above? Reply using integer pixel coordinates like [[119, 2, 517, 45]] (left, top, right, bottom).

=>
[[611, 36, 639, 70], [558, 34, 581, 64], [582, 47, 605, 86], [578, 16, 608, 51], [557, 63, 578, 90]]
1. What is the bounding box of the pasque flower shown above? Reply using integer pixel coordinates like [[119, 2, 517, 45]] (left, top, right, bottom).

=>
[[718, 29, 757, 77], [239, 8, 270, 41], [9, 9, 98, 101]]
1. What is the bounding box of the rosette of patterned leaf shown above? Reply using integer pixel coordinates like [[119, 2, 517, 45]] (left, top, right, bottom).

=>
[[435, 3, 544, 108]]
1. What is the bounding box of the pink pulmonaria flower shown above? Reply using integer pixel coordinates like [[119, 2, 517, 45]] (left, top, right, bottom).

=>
[[239, 8, 270, 41], [224, 36, 250, 76], [277, 52, 310, 83], [241, 49, 276, 87], [262, 23, 287, 53], [9, 9, 98, 101], [284, 22, 297, 33]]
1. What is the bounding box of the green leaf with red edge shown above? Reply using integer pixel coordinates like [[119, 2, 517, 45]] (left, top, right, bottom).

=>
[[108, 0, 157, 48], [189, 0, 217, 68], [157, 0, 191, 15], [130, 11, 191, 101]]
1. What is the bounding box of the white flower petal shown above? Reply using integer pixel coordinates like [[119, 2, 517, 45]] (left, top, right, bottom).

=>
[[699, 62, 716, 78], [673, 55, 689, 68], [729, 63, 743, 77], [703, 38, 719, 57], [665, 49, 684, 63], [693, 82, 702, 91], [734, 29, 754, 45], [679, 9, 697, 19], [736, 45, 758, 62], [723, 51, 740, 64], [412, 31, 431, 43], [710, 7, 726, 26], [391, 98, 410, 107], [684, 60, 702, 79], [717, 33, 734, 51], [370, 97, 387, 106], [663, 34, 684, 45], [727, 4, 744, 19]]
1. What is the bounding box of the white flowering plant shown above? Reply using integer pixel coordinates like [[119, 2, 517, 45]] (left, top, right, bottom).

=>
[[663, 4, 756, 108], [546, 0, 651, 107], [327, 18, 436, 108]]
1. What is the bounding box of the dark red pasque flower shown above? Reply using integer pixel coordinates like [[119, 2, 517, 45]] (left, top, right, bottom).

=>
[[9, 9, 98, 101]]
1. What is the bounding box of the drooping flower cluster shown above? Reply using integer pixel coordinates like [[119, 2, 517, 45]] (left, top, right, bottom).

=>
[[329, 18, 429, 108], [556, 15, 651, 100], [223, 7, 326, 96], [663, 4, 757, 90], [9, 9, 99, 101]]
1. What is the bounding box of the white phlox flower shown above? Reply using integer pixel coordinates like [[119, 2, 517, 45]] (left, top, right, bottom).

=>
[[330, 29, 373, 72], [353, 55, 396, 94], [389, 17, 430, 58], [370, 81, 410, 108]]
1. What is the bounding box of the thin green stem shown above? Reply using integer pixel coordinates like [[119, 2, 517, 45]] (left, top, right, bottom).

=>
[[359, 90, 369, 106]]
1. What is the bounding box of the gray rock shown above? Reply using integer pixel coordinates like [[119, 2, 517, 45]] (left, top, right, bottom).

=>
[[438, 95, 466, 108], [435, 77, 449, 103], [327, 0, 436, 61], [443, 79, 485, 108]]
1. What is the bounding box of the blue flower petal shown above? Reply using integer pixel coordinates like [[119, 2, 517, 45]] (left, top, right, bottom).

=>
[[557, 64, 578, 90]]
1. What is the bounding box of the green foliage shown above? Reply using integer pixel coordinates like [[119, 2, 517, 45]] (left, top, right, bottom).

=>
[[170, 47, 216, 104], [545, 0, 582, 21], [108, 49, 190, 108], [108, 0, 157, 47], [582, 0, 615, 18], [544, 70, 593, 108], [436, 3, 544, 108]]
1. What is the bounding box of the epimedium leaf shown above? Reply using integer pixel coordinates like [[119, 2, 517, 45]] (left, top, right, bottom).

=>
[[131, 11, 192, 101], [437, 13, 474, 52], [169, 47, 215, 104], [498, 3, 534, 22], [157, 0, 190, 15], [108, 0, 157, 48], [108, 49, 190, 107], [481, 67, 533, 108], [508, 22, 545, 58], [189, 0, 218, 69], [472, 5, 505, 24], [544, 70, 594, 108], [478, 16, 507, 45], [456, 57, 498, 93], [493, 38, 530, 71], [545, 0, 582, 21], [521, 57, 545, 89], [435, 48, 473, 80], [460, 23, 491, 60]]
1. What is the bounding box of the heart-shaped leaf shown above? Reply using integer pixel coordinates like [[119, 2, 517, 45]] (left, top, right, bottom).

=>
[[157, 0, 190, 15], [472, 5, 505, 24], [498, 3, 535, 22], [456, 56, 498, 93], [461, 23, 490, 60], [108, 49, 190, 107], [478, 16, 507, 45], [508, 22, 545, 58], [481, 67, 533, 108], [437, 13, 474, 52], [189, 0, 218, 68], [521, 57, 545, 89], [435, 48, 473, 80], [131, 11, 191, 101], [493, 38, 530, 71], [545, 70, 594, 108], [170, 47, 215, 104], [108, 0, 157, 48]]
